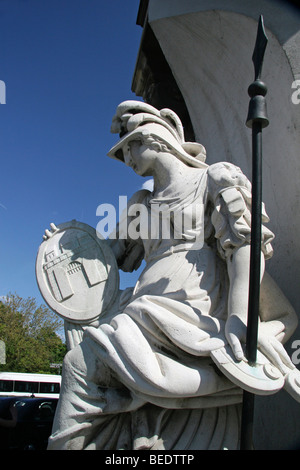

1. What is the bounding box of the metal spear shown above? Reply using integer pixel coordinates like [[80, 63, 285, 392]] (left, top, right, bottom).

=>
[[240, 15, 269, 450]]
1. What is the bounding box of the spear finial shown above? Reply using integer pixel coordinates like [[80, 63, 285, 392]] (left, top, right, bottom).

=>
[[246, 16, 269, 129], [252, 15, 268, 81]]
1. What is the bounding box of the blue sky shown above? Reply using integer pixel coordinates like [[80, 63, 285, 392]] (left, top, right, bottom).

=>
[[0, 0, 149, 306]]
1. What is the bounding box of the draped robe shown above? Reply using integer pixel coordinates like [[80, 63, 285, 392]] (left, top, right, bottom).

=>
[[48, 162, 274, 450]]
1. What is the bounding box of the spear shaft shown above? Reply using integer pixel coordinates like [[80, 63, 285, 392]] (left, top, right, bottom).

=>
[[240, 15, 269, 450]]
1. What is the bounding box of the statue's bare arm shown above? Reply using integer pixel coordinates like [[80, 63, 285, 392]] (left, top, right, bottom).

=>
[[225, 244, 297, 373]]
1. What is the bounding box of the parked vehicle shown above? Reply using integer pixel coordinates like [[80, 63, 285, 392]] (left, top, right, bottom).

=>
[[0, 372, 61, 398], [0, 397, 58, 450]]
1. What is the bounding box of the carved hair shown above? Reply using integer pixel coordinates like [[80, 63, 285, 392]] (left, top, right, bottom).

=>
[[140, 133, 171, 154]]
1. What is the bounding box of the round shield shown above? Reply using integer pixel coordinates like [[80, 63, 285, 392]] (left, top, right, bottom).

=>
[[36, 220, 119, 323]]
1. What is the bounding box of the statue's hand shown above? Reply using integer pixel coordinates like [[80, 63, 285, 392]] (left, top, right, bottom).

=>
[[257, 322, 295, 375], [42, 223, 58, 240], [225, 314, 247, 361], [226, 315, 295, 374]]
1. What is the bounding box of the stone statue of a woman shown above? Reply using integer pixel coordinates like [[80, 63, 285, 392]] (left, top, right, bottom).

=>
[[46, 101, 299, 450]]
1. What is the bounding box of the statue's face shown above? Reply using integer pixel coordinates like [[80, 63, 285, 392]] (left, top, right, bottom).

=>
[[123, 140, 155, 177]]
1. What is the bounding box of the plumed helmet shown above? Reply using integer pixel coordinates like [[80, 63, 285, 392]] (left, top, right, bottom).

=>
[[108, 100, 207, 169]]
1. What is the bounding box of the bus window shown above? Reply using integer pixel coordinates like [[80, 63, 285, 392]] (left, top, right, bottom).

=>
[[40, 382, 60, 394], [0, 380, 13, 392], [14, 381, 39, 394]]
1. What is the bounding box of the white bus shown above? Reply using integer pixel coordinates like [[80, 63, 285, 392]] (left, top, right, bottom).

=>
[[0, 372, 61, 398]]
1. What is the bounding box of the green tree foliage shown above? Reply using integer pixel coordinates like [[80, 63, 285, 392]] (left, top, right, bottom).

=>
[[0, 294, 66, 373]]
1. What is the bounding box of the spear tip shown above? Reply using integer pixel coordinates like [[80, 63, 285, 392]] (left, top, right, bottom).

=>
[[252, 15, 268, 80]]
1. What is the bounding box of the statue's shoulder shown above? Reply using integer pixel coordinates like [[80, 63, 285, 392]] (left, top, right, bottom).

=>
[[127, 188, 152, 206], [207, 162, 251, 196], [207, 161, 244, 182]]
